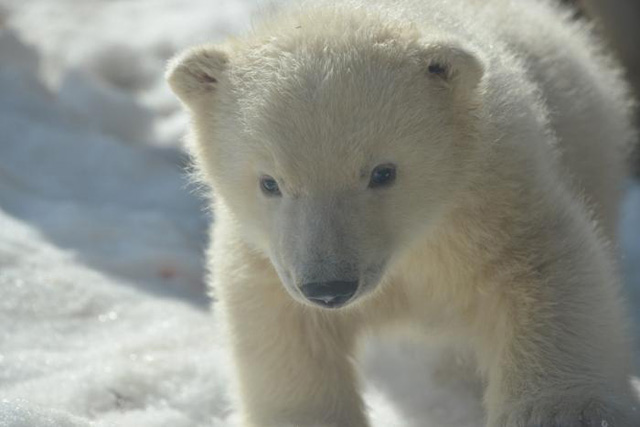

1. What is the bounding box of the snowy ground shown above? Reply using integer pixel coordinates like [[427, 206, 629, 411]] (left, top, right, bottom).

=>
[[0, 1, 639, 426]]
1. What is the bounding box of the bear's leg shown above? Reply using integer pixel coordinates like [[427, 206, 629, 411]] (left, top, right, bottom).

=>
[[473, 278, 638, 427], [225, 297, 367, 427], [216, 249, 369, 427]]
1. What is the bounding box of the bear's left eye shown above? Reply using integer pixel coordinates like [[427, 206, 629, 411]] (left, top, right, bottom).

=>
[[368, 164, 396, 189], [260, 175, 281, 196]]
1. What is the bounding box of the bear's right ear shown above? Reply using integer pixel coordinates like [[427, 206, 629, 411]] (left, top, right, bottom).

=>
[[166, 45, 229, 108]]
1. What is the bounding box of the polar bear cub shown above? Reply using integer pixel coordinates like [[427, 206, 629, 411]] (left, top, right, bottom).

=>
[[167, 0, 639, 425]]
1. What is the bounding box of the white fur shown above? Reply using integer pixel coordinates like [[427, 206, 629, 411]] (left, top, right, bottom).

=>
[[167, 0, 639, 426]]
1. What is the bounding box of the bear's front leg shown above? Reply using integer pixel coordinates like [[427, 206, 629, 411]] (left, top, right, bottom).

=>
[[475, 269, 638, 427], [214, 236, 369, 427]]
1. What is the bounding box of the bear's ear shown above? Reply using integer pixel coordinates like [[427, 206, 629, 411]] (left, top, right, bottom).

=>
[[418, 41, 485, 96], [166, 45, 229, 108]]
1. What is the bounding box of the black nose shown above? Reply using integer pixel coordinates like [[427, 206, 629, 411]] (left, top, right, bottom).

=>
[[300, 280, 358, 308]]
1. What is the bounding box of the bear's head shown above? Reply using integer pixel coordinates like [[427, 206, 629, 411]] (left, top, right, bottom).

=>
[[167, 10, 486, 309]]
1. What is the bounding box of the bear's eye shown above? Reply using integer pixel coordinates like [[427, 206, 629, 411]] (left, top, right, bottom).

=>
[[368, 164, 396, 189], [260, 175, 281, 196]]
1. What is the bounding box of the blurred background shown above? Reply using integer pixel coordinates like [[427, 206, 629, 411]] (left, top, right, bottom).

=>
[[0, 1, 638, 426]]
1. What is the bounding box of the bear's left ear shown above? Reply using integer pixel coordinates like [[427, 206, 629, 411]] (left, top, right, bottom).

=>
[[418, 41, 485, 97], [166, 44, 229, 108]]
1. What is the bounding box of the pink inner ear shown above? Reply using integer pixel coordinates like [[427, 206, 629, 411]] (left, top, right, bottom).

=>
[[427, 63, 447, 76]]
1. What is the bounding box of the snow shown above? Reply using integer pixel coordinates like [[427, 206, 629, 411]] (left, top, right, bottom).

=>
[[0, 1, 638, 426]]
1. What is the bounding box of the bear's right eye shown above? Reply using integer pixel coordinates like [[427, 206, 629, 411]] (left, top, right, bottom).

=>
[[260, 175, 281, 197]]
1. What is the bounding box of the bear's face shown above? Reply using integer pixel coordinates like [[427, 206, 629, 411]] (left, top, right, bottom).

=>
[[168, 21, 484, 309]]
